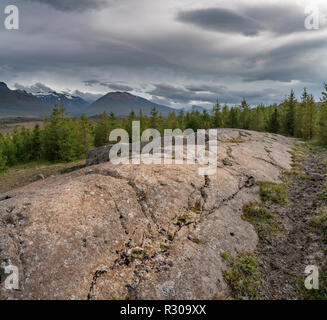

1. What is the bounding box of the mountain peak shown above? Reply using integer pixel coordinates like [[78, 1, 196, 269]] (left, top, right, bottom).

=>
[[106, 91, 133, 97], [0, 82, 10, 92], [85, 91, 174, 116]]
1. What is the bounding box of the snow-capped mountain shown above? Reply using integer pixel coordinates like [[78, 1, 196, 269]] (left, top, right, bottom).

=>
[[33, 91, 90, 114], [0, 82, 53, 118]]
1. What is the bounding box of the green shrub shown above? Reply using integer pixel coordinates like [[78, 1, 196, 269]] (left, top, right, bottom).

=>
[[242, 201, 283, 239], [309, 208, 327, 244], [221, 251, 261, 299], [257, 181, 288, 205]]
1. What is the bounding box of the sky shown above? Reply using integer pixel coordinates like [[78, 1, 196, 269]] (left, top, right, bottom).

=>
[[0, 0, 327, 108]]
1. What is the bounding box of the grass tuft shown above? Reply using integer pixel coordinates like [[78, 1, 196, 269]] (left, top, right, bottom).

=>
[[309, 208, 327, 244], [257, 181, 288, 205], [242, 201, 283, 239], [221, 251, 262, 299]]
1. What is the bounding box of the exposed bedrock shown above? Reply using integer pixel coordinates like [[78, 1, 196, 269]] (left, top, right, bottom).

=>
[[0, 129, 295, 299]]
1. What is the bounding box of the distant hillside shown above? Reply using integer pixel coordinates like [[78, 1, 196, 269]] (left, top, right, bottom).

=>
[[84, 91, 175, 116], [34, 91, 89, 115], [183, 105, 207, 113], [0, 82, 52, 118]]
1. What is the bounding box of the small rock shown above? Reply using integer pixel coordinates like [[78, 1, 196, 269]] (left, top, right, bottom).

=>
[[32, 173, 45, 182], [222, 158, 233, 166]]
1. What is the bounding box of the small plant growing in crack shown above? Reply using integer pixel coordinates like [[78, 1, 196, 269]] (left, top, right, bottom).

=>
[[290, 162, 303, 169], [241, 201, 283, 239], [220, 251, 262, 300], [167, 232, 175, 241], [192, 201, 203, 213], [176, 211, 198, 226], [160, 242, 171, 250], [131, 247, 145, 259]]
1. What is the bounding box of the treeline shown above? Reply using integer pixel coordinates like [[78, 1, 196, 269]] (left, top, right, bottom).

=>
[[1, 85, 327, 173], [0, 108, 94, 173]]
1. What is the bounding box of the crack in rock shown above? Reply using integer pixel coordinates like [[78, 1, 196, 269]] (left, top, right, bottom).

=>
[[87, 269, 108, 300]]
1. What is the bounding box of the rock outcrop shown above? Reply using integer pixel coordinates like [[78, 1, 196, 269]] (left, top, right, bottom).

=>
[[0, 129, 295, 300]]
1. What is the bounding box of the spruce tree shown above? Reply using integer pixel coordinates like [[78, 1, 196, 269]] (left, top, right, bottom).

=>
[[76, 114, 93, 156], [0, 134, 8, 173], [201, 109, 211, 129], [211, 101, 222, 128], [229, 107, 240, 128], [240, 99, 250, 130], [32, 124, 42, 160], [94, 111, 111, 147], [282, 90, 297, 136], [221, 104, 230, 127], [150, 107, 159, 129], [302, 94, 317, 140], [268, 106, 280, 133], [317, 84, 327, 145], [177, 110, 185, 131], [43, 106, 78, 162], [167, 112, 178, 130]]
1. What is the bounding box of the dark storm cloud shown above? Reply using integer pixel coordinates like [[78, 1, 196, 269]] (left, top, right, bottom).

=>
[[185, 84, 227, 93], [177, 8, 260, 36], [149, 84, 281, 106], [25, 0, 108, 12], [83, 80, 133, 92], [243, 37, 327, 82], [1, 0, 327, 107], [100, 83, 133, 92], [149, 84, 217, 104], [177, 4, 312, 36], [242, 4, 308, 35]]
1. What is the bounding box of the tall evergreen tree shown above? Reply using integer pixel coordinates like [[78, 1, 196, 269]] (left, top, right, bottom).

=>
[[302, 94, 317, 140], [43, 106, 78, 162], [31, 124, 42, 160], [94, 111, 111, 147], [201, 109, 211, 129], [282, 90, 297, 136], [240, 99, 250, 129], [229, 107, 240, 128], [167, 112, 178, 130], [0, 134, 8, 173], [267, 106, 280, 133], [150, 107, 159, 129], [317, 84, 327, 145], [177, 110, 185, 131], [211, 101, 222, 128], [76, 114, 93, 156], [221, 104, 230, 127]]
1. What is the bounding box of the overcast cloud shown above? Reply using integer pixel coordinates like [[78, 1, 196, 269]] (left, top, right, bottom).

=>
[[1, 0, 327, 109]]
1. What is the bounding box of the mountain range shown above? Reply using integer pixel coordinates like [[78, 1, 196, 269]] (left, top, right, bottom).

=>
[[0, 82, 52, 118], [0, 82, 177, 119], [34, 91, 90, 114]]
